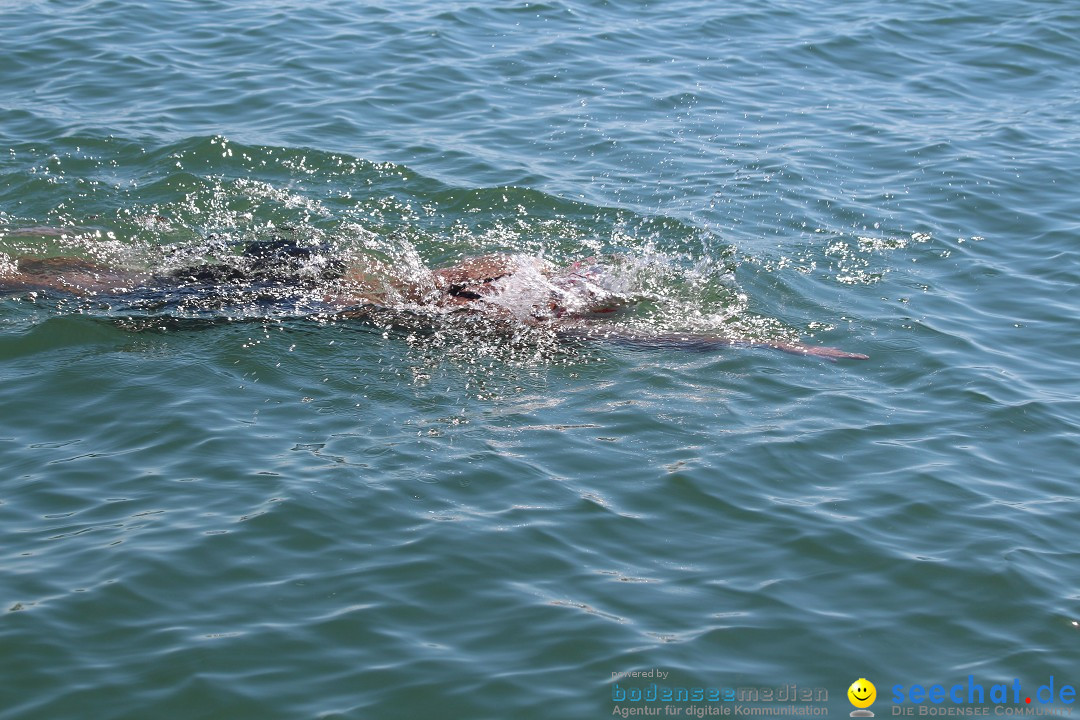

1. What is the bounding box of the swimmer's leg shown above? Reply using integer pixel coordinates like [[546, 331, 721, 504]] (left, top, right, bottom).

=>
[[1, 256, 148, 295]]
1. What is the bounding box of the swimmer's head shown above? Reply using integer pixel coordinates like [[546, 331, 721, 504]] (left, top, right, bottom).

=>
[[242, 238, 346, 282]]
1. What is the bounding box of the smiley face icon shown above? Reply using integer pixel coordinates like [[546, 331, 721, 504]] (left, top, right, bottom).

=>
[[848, 679, 876, 716]]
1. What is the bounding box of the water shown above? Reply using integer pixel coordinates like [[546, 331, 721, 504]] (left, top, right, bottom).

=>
[[2, 1, 1079, 718]]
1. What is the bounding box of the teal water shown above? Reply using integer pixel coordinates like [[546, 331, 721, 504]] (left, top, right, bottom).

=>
[[2, 1, 1080, 719]]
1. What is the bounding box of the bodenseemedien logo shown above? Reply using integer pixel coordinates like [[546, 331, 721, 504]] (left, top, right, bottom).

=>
[[849, 678, 877, 717]]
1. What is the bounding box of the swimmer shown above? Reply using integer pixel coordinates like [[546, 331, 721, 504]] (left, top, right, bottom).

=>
[[0, 239, 868, 360]]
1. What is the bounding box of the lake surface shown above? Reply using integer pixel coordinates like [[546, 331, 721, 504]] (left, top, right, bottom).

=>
[[2, 1, 1079, 718]]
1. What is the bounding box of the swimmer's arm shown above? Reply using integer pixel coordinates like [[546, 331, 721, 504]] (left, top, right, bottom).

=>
[[553, 324, 868, 361], [752, 338, 869, 360]]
